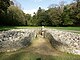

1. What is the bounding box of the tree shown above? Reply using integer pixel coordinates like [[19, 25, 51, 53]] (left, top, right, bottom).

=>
[[7, 5, 26, 25], [47, 7, 62, 26], [74, 0, 80, 25], [37, 11, 52, 26], [59, 0, 65, 13], [69, 1, 80, 26], [25, 14, 31, 25], [0, 0, 10, 26], [0, 0, 10, 13], [61, 6, 74, 26], [36, 7, 52, 26], [74, 0, 80, 8]]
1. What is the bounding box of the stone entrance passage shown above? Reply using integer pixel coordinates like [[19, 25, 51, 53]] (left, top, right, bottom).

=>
[[0, 28, 80, 55], [28, 33, 61, 56], [0, 29, 80, 60]]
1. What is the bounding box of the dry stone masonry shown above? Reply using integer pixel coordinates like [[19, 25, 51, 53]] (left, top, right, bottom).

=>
[[0, 28, 80, 55], [0, 29, 36, 52], [46, 29, 80, 55]]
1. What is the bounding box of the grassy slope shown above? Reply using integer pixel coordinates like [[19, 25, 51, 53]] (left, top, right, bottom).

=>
[[46, 27, 80, 34], [0, 26, 80, 31], [0, 49, 80, 60], [0, 26, 41, 31], [46, 27, 80, 31]]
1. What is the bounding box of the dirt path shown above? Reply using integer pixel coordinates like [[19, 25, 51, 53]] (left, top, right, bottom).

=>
[[27, 34, 61, 56]]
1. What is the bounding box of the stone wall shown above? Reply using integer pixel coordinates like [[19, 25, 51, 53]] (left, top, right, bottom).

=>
[[0, 29, 36, 52], [45, 29, 80, 55], [0, 28, 80, 55]]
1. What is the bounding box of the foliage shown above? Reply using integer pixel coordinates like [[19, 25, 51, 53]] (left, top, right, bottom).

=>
[[7, 6, 26, 26], [47, 7, 62, 26], [0, 0, 10, 26], [0, 0, 80, 26]]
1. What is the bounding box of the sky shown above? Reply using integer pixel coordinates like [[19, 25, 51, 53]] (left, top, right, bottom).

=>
[[15, 0, 73, 15]]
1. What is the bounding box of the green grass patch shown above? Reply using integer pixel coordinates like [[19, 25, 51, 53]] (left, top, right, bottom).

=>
[[0, 26, 80, 34], [46, 27, 80, 31], [0, 26, 80, 31], [0, 26, 41, 31], [0, 50, 80, 60], [0, 26, 16, 31]]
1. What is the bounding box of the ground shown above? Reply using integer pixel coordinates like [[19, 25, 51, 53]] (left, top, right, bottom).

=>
[[0, 33, 80, 60], [28, 34, 61, 56], [0, 27, 80, 60]]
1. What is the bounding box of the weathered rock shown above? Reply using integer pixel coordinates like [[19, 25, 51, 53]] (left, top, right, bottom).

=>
[[0, 29, 36, 52], [46, 29, 80, 55]]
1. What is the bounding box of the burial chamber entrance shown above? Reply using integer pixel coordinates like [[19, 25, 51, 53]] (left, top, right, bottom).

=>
[[0, 28, 80, 55], [0, 28, 62, 57]]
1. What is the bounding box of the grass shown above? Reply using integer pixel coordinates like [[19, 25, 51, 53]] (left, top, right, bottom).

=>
[[0, 26, 15, 31], [46, 27, 80, 31], [0, 35, 80, 60], [0, 26, 80, 60], [0, 26, 80, 31], [0, 26, 80, 34], [0, 50, 80, 60], [46, 27, 80, 34], [0, 26, 41, 31]]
